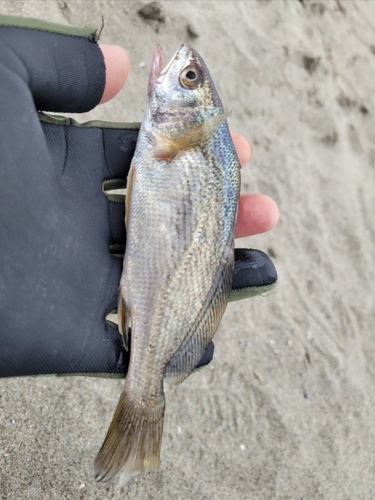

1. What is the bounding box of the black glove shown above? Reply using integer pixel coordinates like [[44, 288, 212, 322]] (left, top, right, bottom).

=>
[[0, 16, 277, 378]]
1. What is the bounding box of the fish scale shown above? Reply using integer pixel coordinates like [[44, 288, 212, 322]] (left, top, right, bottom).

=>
[[94, 44, 240, 486]]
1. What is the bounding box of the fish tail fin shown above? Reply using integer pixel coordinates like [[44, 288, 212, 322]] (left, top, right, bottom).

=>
[[94, 387, 165, 486]]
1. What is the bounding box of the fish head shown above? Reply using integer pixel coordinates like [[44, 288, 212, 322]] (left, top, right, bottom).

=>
[[146, 44, 222, 127]]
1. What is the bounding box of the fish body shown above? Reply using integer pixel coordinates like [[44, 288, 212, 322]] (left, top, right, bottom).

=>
[[95, 44, 241, 485]]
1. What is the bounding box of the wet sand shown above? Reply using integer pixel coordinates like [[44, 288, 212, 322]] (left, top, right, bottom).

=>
[[1, 1, 375, 498]]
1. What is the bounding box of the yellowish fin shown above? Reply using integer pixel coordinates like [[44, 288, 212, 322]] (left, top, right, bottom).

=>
[[154, 111, 230, 160], [125, 164, 135, 229], [118, 164, 135, 350], [94, 388, 165, 486], [117, 293, 129, 350]]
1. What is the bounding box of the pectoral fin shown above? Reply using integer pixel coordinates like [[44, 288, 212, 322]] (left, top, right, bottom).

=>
[[154, 111, 230, 160]]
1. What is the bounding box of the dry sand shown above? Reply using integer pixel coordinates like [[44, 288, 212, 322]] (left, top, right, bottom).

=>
[[1, 1, 375, 499]]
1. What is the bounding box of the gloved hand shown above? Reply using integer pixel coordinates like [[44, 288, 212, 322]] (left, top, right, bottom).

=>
[[0, 16, 278, 378]]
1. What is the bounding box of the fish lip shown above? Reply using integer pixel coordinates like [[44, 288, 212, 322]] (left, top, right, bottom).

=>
[[149, 44, 189, 93], [148, 44, 165, 94], [159, 44, 191, 79]]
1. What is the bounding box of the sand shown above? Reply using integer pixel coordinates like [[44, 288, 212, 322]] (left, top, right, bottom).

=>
[[1, 1, 375, 499]]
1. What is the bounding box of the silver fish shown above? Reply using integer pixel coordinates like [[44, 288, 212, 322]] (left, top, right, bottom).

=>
[[95, 44, 241, 486]]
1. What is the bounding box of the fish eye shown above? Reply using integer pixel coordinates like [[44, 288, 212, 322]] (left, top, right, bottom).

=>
[[179, 64, 203, 90]]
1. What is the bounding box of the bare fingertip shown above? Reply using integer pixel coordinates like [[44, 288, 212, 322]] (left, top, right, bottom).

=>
[[235, 194, 279, 238], [99, 44, 130, 104], [261, 195, 280, 231], [231, 132, 253, 167]]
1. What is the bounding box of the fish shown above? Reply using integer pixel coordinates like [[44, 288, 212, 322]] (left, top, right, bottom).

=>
[[94, 44, 241, 486]]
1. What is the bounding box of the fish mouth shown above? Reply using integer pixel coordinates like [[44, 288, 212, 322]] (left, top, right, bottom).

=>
[[148, 45, 165, 94], [149, 44, 189, 93]]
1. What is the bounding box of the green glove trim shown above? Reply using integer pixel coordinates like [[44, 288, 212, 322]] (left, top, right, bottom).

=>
[[228, 281, 277, 302], [38, 112, 141, 131], [0, 14, 99, 41], [102, 179, 128, 203], [30, 372, 126, 379]]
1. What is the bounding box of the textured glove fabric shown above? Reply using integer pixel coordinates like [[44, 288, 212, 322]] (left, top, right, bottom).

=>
[[0, 21, 137, 377]]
